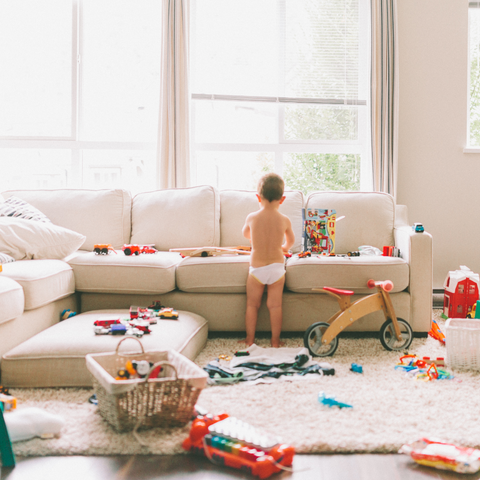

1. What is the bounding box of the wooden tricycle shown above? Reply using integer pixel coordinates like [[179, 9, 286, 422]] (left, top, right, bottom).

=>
[[304, 279, 413, 357]]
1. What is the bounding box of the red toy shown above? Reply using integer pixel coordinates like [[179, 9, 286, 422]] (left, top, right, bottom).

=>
[[443, 266, 479, 318], [122, 244, 158, 256], [183, 413, 295, 479], [93, 318, 121, 328]]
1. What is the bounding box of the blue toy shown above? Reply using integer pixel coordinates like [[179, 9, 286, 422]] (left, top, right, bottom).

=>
[[318, 392, 353, 409], [60, 309, 77, 320], [350, 363, 363, 374]]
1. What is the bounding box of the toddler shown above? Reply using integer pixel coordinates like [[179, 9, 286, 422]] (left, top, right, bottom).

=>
[[241, 173, 295, 347]]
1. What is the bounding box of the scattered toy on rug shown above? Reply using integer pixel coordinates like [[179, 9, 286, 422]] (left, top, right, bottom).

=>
[[0, 392, 17, 412], [318, 392, 353, 409], [429, 318, 446, 344], [3, 407, 64, 443], [350, 363, 363, 374], [399, 438, 480, 474], [395, 354, 454, 381], [183, 410, 295, 479]]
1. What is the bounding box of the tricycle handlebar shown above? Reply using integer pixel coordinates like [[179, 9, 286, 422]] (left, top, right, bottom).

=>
[[367, 279, 393, 292]]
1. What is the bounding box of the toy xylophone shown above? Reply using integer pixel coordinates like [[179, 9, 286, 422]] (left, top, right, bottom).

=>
[[182, 412, 295, 479]]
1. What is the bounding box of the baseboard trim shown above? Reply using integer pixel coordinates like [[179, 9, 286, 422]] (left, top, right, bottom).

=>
[[433, 289, 444, 308]]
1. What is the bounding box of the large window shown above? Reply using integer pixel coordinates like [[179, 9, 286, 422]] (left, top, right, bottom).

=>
[[469, 2, 480, 149], [0, 0, 161, 193], [190, 0, 372, 195]]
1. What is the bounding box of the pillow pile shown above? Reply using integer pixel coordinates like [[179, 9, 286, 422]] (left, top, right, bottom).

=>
[[0, 196, 86, 260], [0, 195, 52, 223]]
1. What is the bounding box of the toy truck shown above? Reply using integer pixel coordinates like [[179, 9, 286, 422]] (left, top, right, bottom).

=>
[[122, 244, 158, 256], [93, 244, 117, 255]]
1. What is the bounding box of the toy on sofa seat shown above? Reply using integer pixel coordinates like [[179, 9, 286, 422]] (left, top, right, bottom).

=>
[[304, 279, 413, 357], [93, 244, 117, 255], [122, 244, 158, 255], [182, 411, 295, 479], [169, 246, 251, 257]]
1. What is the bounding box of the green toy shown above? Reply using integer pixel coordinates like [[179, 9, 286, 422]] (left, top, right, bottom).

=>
[[0, 406, 15, 467]]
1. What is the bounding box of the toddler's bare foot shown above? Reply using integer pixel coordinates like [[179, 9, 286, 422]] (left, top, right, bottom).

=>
[[238, 338, 254, 347], [271, 339, 286, 348]]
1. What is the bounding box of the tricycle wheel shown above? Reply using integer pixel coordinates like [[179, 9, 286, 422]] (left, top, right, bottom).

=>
[[379, 318, 413, 351], [303, 322, 338, 357]]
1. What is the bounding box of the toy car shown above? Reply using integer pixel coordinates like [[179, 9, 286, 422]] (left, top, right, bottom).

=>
[[148, 300, 165, 311], [122, 244, 158, 256], [93, 244, 117, 255], [93, 318, 121, 327], [157, 307, 179, 320], [298, 251, 311, 258], [412, 223, 424, 233], [347, 251, 360, 256], [130, 306, 152, 320]]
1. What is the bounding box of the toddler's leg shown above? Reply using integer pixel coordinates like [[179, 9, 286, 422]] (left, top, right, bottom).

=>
[[267, 276, 285, 348], [242, 274, 265, 346]]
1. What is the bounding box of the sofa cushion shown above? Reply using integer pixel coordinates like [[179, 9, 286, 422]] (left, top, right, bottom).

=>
[[176, 255, 250, 293], [0, 276, 24, 325], [1, 189, 132, 252], [0, 259, 75, 310], [285, 255, 409, 294], [219, 189, 305, 253], [131, 186, 220, 250], [67, 251, 182, 294], [305, 192, 395, 254]]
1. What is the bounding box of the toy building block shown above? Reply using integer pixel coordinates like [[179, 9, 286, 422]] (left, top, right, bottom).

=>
[[169, 246, 251, 257]]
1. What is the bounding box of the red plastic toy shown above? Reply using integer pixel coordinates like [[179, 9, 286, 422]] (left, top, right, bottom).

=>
[[122, 244, 158, 256], [183, 413, 295, 479]]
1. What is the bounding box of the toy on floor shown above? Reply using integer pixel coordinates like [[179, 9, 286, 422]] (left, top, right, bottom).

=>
[[182, 412, 295, 479], [399, 438, 480, 474], [0, 408, 15, 467], [304, 279, 413, 357], [93, 244, 117, 255], [0, 393, 17, 412], [443, 266, 479, 319], [169, 246, 251, 257], [350, 363, 363, 374], [318, 392, 353, 409], [395, 354, 453, 381], [429, 318, 446, 344]]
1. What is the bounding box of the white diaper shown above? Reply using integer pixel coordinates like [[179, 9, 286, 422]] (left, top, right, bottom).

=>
[[249, 263, 285, 285]]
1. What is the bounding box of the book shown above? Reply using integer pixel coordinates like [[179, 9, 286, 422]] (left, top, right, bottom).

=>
[[303, 208, 336, 255]]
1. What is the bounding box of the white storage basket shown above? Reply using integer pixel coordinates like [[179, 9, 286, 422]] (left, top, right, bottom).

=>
[[445, 318, 480, 370]]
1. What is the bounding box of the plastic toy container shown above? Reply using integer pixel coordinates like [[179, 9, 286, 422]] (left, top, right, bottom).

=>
[[445, 318, 480, 370], [86, 338, 207, 433]]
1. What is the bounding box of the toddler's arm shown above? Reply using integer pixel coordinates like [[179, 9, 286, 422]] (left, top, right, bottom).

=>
[[242, 214, 252, 241], [282, 217, 295, 252]]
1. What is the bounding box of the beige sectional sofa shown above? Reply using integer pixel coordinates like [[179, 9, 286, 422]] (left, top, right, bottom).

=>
[[0, 186, 433, 364]]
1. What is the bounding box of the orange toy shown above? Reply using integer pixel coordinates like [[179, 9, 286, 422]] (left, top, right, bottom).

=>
[[183, 413, 295, 479], [428, 318, 446, 344]]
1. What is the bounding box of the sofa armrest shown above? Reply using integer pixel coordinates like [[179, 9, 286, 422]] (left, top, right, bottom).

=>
[[394, 224, 433, 332]]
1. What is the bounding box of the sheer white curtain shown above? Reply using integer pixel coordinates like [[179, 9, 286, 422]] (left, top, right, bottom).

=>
[[371, 0, 399, 197], [157, 0, 190, 189]]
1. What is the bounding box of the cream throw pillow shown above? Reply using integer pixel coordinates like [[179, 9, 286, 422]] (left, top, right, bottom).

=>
[[0, 217, 86, 260]]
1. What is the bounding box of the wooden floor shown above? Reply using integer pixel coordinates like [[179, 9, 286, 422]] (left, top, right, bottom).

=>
[[1, 454, 475, 480]]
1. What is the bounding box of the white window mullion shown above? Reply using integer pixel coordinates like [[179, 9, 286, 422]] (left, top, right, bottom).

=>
[[71, 0, 79, 140]]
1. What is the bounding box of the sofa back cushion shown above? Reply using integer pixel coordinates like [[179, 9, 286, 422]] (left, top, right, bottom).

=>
[[305, 192, 395, 253], [1, 189, 131, 252], [219, 189, 305, 253], [131, 186, 220, 250]]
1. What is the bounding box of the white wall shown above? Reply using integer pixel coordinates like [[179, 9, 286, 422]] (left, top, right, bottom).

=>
[[397, 0, 477, 289]]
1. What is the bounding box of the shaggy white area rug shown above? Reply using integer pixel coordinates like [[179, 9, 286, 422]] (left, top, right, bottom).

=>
[[8, 311, 480, 456]]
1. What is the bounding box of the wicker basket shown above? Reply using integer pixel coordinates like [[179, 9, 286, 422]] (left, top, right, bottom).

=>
[[85, 338, 208, 434], [445, 318, 480, 371]]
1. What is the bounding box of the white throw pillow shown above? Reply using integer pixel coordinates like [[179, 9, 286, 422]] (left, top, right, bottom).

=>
[[0, 252, 15, 264], [0, 195, 52, 223], [0, 217, 86, 260]]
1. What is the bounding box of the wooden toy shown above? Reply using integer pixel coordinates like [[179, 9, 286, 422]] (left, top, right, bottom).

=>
[[169, 246, 251, 257], [183, 412, 294, 479], [304, 279, 413, 357]]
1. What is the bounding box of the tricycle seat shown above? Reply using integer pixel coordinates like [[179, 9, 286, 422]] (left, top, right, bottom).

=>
[[323, 286, 355, 296]]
